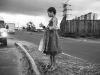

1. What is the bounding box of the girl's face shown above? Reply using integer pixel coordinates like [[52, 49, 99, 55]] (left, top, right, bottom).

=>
[[48, 12, 54, 17]]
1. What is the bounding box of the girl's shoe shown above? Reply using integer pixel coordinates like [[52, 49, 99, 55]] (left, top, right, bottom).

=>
[[48, 65, 57, 71], [45, 64, 51, 69]]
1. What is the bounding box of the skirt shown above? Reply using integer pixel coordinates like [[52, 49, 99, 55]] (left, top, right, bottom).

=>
[[40, 29, 61, 55]]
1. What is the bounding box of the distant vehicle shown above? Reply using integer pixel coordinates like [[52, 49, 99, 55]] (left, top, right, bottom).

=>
[[0, 20, 8, 46], [6, 23, 15, 34]]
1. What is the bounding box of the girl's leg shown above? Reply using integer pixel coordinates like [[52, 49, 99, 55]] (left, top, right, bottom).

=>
[[45, 55, 52, 69], [48, 55, 57, 71], [50, 55, 53, 66], [52, 55, 57, 68]]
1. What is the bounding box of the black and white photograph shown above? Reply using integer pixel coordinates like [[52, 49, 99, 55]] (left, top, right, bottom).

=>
[[0, 0, 100, 75]]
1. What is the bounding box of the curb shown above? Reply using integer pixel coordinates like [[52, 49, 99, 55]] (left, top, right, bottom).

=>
[[15, 42, 40, 75]]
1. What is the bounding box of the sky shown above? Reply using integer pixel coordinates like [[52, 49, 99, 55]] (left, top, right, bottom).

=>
[[0, 0, 100, 28]]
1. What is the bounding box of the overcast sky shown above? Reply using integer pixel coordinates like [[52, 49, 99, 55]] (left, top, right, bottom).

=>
[[0, 0, 100, 28]]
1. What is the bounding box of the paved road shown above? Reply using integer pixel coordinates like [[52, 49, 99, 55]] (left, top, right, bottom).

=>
[[0, 39, 21, 75], [11, 31, 100, 64]]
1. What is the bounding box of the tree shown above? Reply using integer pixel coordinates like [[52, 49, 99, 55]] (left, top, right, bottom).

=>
[[26, 21, 36, 32]]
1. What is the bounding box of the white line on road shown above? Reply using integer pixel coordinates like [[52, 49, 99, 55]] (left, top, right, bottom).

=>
[[62, 52, 86, 61], [66, 38, 100, 44]]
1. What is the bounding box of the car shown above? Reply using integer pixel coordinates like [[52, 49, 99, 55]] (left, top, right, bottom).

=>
[[0, 20, 8, 46], [6, 23, 15, 34]]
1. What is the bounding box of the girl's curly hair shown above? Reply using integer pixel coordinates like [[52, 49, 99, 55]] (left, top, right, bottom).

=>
[[47, 7, 56, 15]]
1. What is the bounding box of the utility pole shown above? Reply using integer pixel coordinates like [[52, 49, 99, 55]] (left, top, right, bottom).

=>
[[63, 0, 72, 20], [60, 0, 72, 36]]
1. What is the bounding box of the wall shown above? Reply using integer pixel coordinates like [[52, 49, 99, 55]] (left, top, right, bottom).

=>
[[62, 20, 100, 37]]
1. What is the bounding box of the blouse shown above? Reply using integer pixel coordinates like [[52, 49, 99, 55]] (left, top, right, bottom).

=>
[[47, 17, 58, 30]]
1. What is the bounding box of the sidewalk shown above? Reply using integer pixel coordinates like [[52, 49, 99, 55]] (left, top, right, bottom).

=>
[[19, 41, 100, 75]]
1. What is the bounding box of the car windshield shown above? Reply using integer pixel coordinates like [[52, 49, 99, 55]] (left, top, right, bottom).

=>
[[0, 21, 5, 28]]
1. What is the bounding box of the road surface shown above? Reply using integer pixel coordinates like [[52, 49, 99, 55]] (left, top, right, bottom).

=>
[[11, 31, 100, 64], [0, 39, 21, 75]]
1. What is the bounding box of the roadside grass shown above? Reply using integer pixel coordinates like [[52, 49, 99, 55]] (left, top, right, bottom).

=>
[[19, 41, 100, 75]]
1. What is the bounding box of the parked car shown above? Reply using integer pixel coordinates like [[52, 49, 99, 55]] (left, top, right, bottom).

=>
[[6, 23, 15, 34], [0, 20, 8, 46]]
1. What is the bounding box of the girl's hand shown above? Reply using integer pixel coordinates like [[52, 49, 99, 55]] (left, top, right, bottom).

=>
[[49, 27, 53, 30]]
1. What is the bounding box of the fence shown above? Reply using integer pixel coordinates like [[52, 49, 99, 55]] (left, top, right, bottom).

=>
[[60, 20, 100, 37]]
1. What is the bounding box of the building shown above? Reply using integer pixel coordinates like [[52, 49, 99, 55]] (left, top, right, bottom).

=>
[[74, 12, 98, 20]]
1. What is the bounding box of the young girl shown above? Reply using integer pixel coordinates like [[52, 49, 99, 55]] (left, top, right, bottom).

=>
[[39, 7, 60, 71]]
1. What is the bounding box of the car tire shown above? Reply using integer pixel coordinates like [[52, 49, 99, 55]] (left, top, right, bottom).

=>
[[3, 39, 7, 46]]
